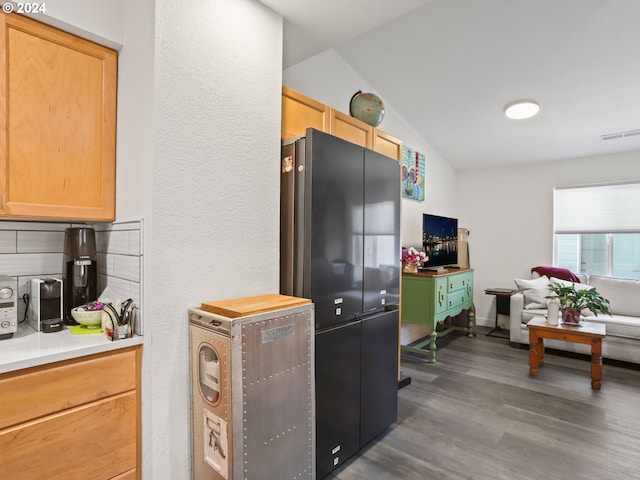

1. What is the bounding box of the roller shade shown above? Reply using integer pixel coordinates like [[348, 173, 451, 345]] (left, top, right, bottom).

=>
[[554, 181, 640, 234]]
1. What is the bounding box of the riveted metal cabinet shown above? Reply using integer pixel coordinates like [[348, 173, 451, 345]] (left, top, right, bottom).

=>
[[189, 298, 315, 480]]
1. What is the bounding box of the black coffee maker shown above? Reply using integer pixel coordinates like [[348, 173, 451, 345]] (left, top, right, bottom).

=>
[[64, 227, 98, 325]]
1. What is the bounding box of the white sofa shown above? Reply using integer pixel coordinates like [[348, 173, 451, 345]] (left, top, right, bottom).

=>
[[510, 274, 640, 364]]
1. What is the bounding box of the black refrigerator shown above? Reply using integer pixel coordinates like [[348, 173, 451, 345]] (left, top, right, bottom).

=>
[[280, 128, 400, 479]]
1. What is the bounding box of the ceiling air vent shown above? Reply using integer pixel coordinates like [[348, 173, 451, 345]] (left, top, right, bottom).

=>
[[601, 129, 640, 141]]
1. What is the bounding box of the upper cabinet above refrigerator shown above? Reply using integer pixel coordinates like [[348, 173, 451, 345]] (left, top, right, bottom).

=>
[[282, 86, 403, 161]]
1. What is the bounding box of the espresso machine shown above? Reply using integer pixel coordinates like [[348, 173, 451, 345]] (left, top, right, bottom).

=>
[[64, 227, 98, 325], [28, 278, 64, 332]]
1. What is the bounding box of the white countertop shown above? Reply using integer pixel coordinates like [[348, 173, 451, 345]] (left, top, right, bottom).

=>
[[0, 323, 144, 374]]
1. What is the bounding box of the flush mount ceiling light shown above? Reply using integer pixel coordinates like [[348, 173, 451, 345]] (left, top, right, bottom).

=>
[[504, 100, 540, 120]]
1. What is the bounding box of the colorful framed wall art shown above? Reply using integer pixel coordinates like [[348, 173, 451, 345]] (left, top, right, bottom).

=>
[[401, 145, 425, 201]]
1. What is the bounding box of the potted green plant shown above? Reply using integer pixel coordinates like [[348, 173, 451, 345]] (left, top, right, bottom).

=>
[[546, 282, 612, 325]]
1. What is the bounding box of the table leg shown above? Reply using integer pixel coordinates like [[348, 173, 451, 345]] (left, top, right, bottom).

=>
[[428, 330, 437, 363], [485, 295, 509, 338], [467, 308, 475, 338], [529, 331, 540, 376], [537, 337, 545, 365], [591, 339, 603, 390]]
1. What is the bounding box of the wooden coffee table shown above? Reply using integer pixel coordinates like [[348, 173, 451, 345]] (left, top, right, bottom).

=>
[[526, 316, 606, 390]]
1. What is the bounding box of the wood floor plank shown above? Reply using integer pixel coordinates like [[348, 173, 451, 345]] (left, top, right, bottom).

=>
[[326, 328, 640, 480]]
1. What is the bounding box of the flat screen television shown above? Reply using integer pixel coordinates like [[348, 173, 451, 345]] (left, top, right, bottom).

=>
[[422, 213, 459, 269]]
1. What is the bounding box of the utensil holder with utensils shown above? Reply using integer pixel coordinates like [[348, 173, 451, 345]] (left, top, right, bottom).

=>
[[102, 299, 136, 341]]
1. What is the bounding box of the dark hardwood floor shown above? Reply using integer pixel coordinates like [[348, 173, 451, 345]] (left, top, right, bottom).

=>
[[326, 327, 640, 480]]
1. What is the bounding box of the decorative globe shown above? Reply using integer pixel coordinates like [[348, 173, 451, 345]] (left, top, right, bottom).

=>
[[349, 91, 385, 127]]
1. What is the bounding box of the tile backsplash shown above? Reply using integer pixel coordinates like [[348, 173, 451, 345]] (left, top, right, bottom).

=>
[[0, 219, 144, 335]]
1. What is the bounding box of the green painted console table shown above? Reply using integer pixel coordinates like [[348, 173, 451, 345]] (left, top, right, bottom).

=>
[[401, 268, 475, 362]]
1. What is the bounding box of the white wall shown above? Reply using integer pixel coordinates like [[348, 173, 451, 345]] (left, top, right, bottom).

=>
[[283, 50, 458, 248], [150, 0, 282, 478], [457, 149, 640, 326]]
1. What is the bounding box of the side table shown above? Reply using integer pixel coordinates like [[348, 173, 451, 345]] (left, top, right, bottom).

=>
[[484, 288, 516, 338]]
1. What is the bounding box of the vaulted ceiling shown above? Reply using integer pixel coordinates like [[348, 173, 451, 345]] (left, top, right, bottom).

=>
[[260, 0, 640, 170]]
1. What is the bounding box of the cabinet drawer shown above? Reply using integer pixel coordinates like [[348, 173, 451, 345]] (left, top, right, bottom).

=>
[[446, 290, 469, 310], [0, 391, 137, 480], [0, 348, 137, 429], [448, 274, 470, 292]]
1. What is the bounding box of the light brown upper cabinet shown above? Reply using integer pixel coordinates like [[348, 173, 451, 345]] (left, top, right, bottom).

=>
[[0, 13, 117, 221], [329, 108, 373, 149], [373, 129, 403, 162], [282, 85, 329, 140], [282, 86, 402, 161]]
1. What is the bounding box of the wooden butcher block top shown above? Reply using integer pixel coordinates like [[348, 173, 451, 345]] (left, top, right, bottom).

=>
[[200, 294, 311, 318]]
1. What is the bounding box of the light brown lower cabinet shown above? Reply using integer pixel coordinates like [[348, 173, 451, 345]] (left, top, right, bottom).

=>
[[0, 346, 141, 480]]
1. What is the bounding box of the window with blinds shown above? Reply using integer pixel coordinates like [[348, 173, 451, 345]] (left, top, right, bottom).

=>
[[553, 182, 640, 280]]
